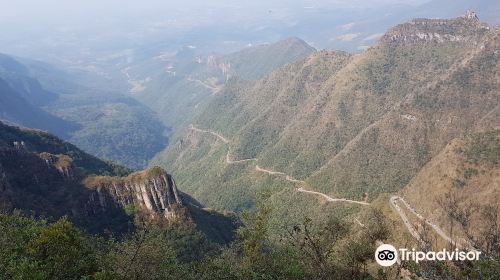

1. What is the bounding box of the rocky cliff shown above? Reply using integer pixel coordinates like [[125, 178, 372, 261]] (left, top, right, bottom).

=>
[[0, 145, 184, 229], [382, 10, 490, 44], [0, 121, 237, 242], [83, 167, 183, 220]]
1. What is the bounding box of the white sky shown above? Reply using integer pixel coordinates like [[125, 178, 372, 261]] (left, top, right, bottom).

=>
[[0, 0, 429, 23]]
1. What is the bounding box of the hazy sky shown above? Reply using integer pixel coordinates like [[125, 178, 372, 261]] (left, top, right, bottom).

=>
[[0, 0, 429, 23], [2, 0, 495, 61]]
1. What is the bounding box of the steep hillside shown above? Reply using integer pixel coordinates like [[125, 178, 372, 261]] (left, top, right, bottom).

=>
[[49, 95, 167, 169], [154, 12, 499, 214], [126, 38, 316, 131], [221, 37, 316, 81], [0, 77, 75, 137], [0, 122, 236, 243], [400, 130, 499, 248]]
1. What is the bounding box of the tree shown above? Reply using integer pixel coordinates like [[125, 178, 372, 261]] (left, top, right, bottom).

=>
[[99, 229, 179, 280], [26, 217, 98, 279]]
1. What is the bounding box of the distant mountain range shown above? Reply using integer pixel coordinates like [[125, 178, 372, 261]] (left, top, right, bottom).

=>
[[0, 10, 498, 279]]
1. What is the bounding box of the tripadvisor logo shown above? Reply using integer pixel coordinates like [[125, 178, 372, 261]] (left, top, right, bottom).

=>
[[374, 244, 481, 267], [375, 244, 398, 266]]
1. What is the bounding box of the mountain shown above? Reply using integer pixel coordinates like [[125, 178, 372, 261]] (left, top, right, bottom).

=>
[[0, 54, 76, 137], [153, 12, 499, 218], [48, 94, 168, 169], [0, 54, 59, 106], [0, 77, 76, 137], [0, 53, 167, 169], [308, 0, 500, 52], [217, 37, 317, 81], [0, 121, 236, 243], [124, 37, 316, 132]]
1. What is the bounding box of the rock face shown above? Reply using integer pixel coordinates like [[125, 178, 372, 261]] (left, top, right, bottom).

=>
[[83, 167, 184, 220], [0, 142, 186, 231], [0, 122, 184, 230], [382, 10, 490, 44], [39, 152, 75, 180]]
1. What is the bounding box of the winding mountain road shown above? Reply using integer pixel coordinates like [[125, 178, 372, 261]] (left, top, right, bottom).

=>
[[189, 124, 473, 248], [390, 196, 425, 243], [298, 187, 370, 206], [189, 124, 229, 143], [255, 165, 286, 176], [226, 154, 257, 164], [189, 124, 368, 206], [187, 77, 221, 93], [391, 195, 476, 250]]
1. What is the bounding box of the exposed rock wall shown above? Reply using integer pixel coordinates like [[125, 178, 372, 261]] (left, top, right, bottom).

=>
[[382, 10, 490, 44], [83, 167, 183, 219], [0, 145, 183, 224]]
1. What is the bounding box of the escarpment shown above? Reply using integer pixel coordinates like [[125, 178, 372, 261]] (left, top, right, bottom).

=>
[[0, 122, 238, 242], [0, 143, 185, 226], [381, 10, 490, 45], [83, 167, 184, 219], [0, 122, 186, 233]]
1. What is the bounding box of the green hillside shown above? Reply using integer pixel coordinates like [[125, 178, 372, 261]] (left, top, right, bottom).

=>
[[126, 38, 316, 132], [154, 13, 499, 214]]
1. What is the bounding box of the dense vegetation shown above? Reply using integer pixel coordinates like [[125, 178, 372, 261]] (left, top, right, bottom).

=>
[[51, 97, 167, 169], [2, 196, 497, 280], [0, 200, 391, 280], [0, 121, 130, 176]]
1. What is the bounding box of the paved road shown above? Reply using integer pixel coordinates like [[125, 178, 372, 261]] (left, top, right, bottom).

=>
[[226, 153, 257, 164], [255, 165, 286, 176], [190, 125, 369, 206], [390, 196, 479, 250], [189, 124, 229, 143], [298, 187, 370, 206], [189, 125, 477, 249], [389, 196, 425, 244]]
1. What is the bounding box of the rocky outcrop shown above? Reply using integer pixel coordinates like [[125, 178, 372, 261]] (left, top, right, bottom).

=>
[[382, 10, 490, 45], [0, 143, 184, 227], [0, 122, 237, 241], [83, 167, 183, 220], [39, 152, 75, 179]]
